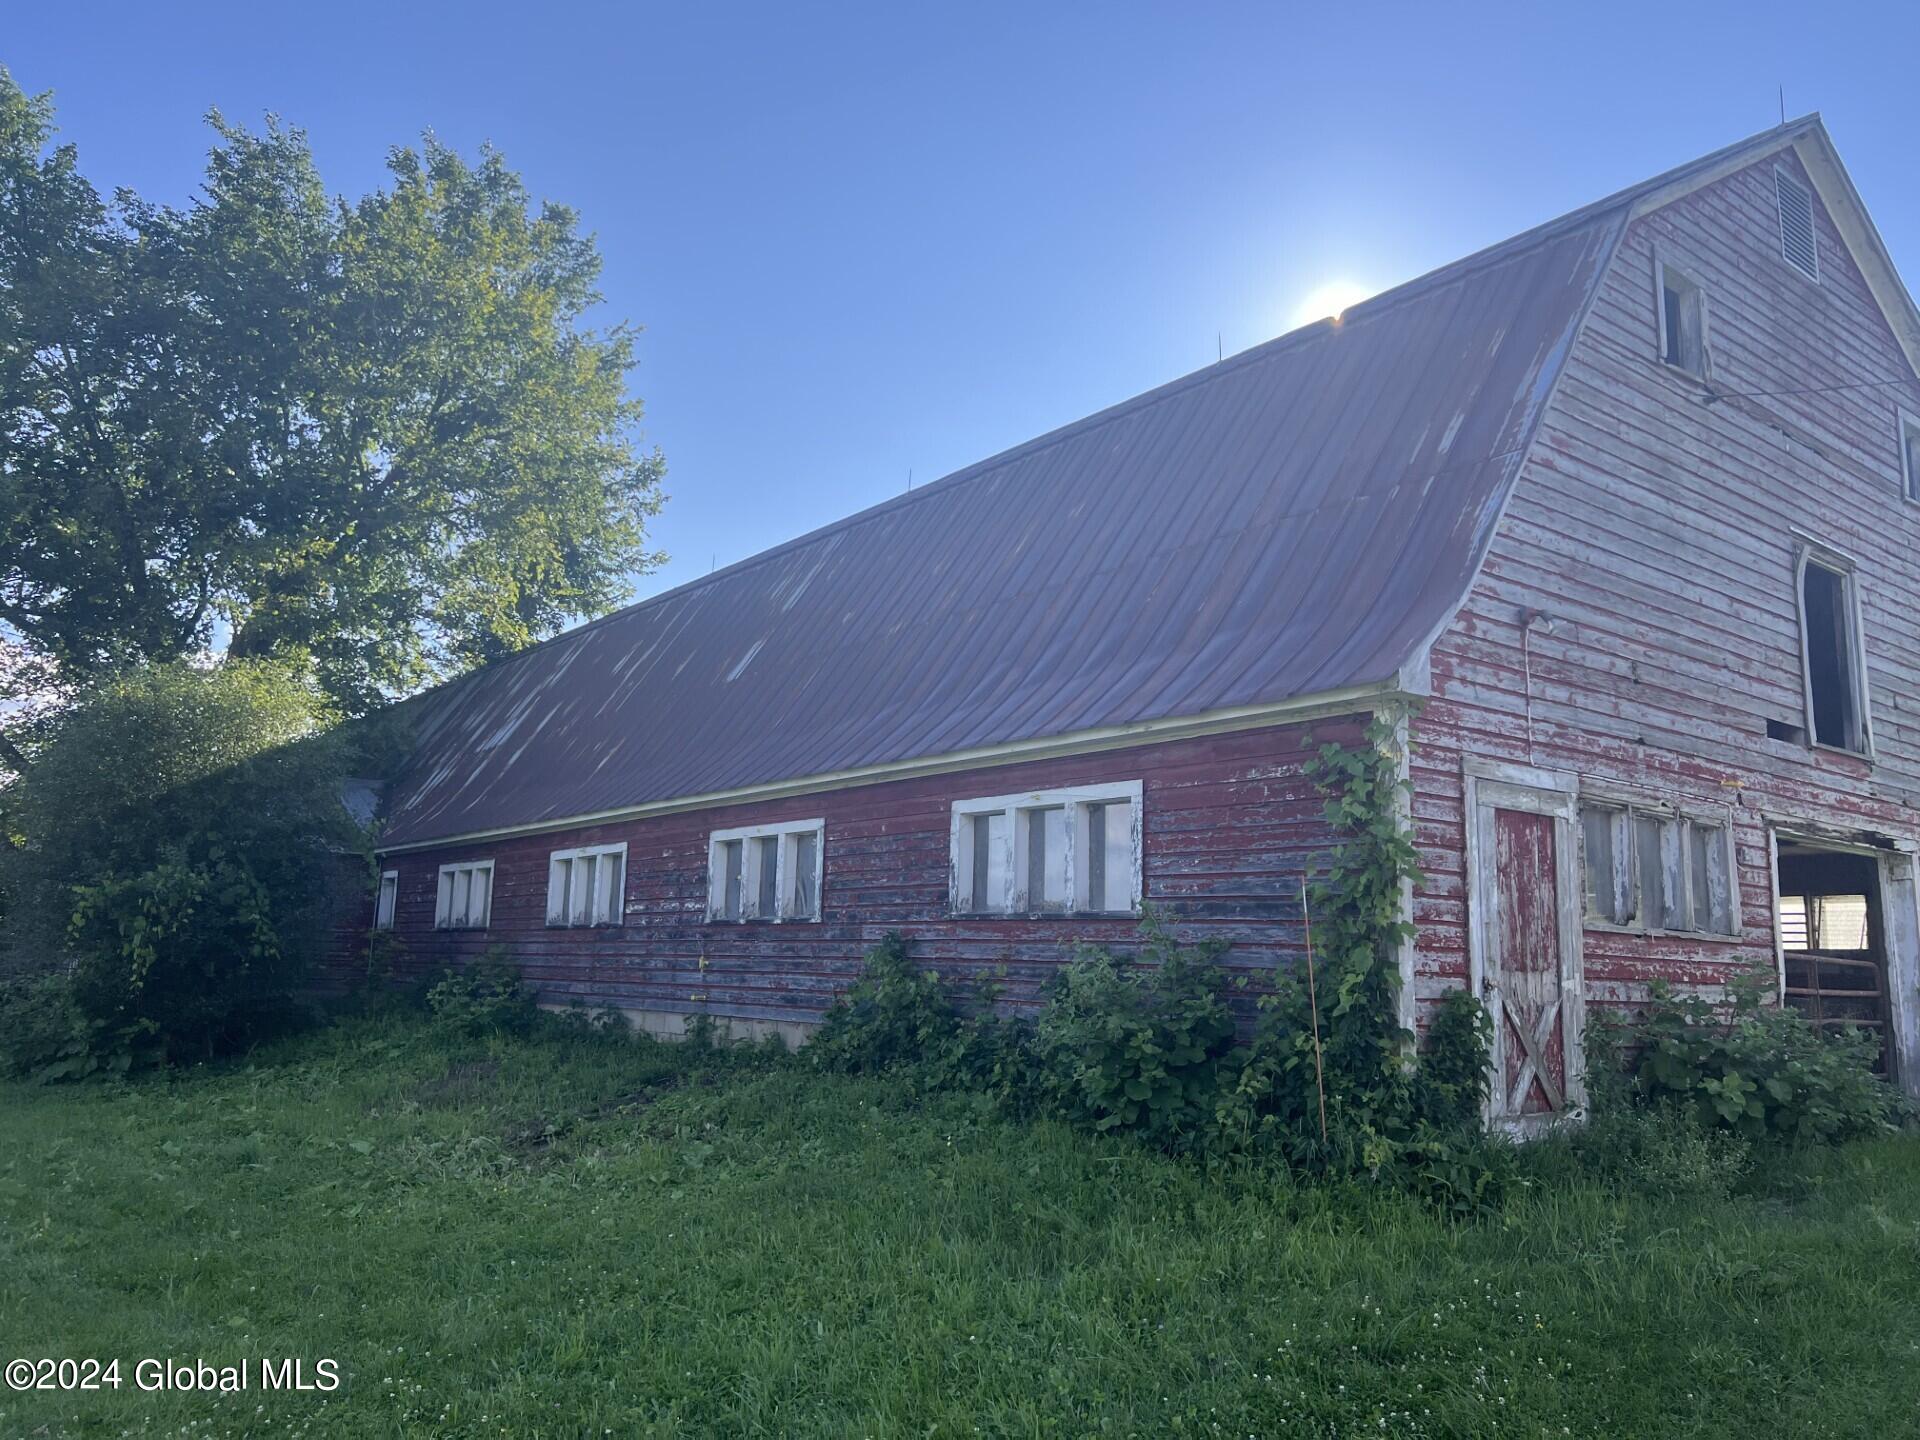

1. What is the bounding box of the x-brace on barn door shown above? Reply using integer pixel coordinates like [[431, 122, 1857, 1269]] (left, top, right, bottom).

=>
[[1465, 764, 1586, 1134]]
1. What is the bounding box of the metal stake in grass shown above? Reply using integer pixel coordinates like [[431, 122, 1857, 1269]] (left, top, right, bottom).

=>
[[1302, 878, 1329, 1146]]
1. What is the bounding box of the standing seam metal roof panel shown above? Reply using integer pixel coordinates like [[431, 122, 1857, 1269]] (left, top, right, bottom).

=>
[[372, 113, 1857, 853], [379, 212, 1625, 848]]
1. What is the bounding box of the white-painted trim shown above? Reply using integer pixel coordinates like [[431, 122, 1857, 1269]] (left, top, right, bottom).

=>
[[1897, 406, 1920, 505], [1792, 541, 1874, 760], [1464, 767, 1586, 1134], [1883, 850, 1920, 1099], [949, 780, 1143, 917], [433, 859, 494, 930], [374, 870, 398, 931], [1462, 757, 1579, 793], [707, 818, 824, 923], [376, 683, 1400, 856], [1387, 711, 1418, 1041], [546, 841, 627, 928], [1767, 827, 1787, 1001]]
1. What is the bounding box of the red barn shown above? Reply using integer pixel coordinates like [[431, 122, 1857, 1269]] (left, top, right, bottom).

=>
[[345, 117, 1920, 1127]]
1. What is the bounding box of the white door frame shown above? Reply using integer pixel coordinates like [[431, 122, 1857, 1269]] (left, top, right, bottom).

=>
[[1766, 816, 1920, 1099], [1463, 759, 1586, 1133]]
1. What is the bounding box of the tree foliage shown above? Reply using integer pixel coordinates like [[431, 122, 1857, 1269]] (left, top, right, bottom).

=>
[[0, 661, 368, 1069], [0, 69, 665, 718]]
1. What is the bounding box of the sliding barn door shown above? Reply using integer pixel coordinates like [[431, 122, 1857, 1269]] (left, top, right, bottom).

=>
[[1466, 771, 1585, 1131]]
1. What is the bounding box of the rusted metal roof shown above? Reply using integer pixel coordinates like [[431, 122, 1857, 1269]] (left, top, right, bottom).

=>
[[378, 211, 1625, 849]]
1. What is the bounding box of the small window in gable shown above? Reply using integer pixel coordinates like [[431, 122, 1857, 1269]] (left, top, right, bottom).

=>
[[1899, 410, 1920, 504], [435, 860, 494, 930], [375, 870, 398, 931], [952, 782, 1141, 916], [707, 820, 824, 922], [1797, 549, 1870, 755], [1656, 259, 1708, 377], [547, 842, 626, 927], [1775, 169, 1820, 282]]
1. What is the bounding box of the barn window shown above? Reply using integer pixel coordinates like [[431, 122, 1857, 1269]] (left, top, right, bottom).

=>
[[1775, 169, 1820, 282], [1655, 259, 1708, 377], [434, 860, 494, 930], [706, 819, 824, 922], [1796, 550, 1869, 754], [375, 870, 398, 931], [951, 782, 1141, 916], [1899, 410, 1920, 503], [547, 842, 626, 927], [1579, 802, 1734, 935]]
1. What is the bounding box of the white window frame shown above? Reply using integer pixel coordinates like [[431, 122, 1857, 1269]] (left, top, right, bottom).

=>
[[949, 781, 1142, 917], [1774, 167, 1820, 284], [1652, 251, 1710, 379], [546, 841, 627, 928], [1793, 539, 1873, 759], [434, 860, 494, 931], [1577, 793, 1738, 938], [706, 819, 824, 923], [1898, 406, 1920, 505], [374, 870, 398, 931]]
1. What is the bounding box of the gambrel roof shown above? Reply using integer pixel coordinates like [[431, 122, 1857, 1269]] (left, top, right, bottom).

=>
[[377, 116, 1914, 850]]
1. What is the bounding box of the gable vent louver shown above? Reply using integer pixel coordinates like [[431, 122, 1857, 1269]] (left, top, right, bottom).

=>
[[1775, 170, 1820, 282]]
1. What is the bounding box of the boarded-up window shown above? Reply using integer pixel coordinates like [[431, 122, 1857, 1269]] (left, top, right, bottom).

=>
[[1025, 806, 1069, 912], [707, 821, 824, 922], [1799, 555, 1867, 753], [1578, 803, 1734, 935], [1580, 806, 1629, 923], [952, 783, 1141, 916], [1085, 799, 1135, 914], [375, 870, 398, 931], [790, 830, 820, 920], [435, 860, 494, 930], [755, 836, 780, 918], [719, 839, 744, 921], [1658, 262, 1707, 376], [547, 843, 625, 927]]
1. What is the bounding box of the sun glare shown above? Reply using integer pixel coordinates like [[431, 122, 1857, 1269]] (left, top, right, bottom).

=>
[[1290, 279, 1374, 329]]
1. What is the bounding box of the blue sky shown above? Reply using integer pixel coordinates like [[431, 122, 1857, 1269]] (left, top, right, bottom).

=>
[[9, 2, 1919, 602]]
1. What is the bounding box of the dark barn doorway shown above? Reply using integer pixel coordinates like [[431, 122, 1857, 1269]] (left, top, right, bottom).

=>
[[1775, 840, 1894, 1079]]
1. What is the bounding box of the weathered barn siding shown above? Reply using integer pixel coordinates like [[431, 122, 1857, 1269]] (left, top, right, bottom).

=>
[[337, 717, 1362, 1030], [1413, 147, 1920, 1015]]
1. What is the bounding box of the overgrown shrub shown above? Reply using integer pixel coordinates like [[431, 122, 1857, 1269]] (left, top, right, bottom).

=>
[[809, 933, 1031, 1100], [426, 948, 539, 1037], [1610, 977, 1904, 1143], [0, 661, 372, 1073], [0, 971, 98, 1081], [1028, 919, 1237, 1151], [68, 854, 291, 1065], [808, 933, 962, 1074], [1412, 988, 1495, 1129]]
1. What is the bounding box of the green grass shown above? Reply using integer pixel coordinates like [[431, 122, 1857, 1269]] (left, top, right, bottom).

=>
[[2, 1016, 1918, 1438]]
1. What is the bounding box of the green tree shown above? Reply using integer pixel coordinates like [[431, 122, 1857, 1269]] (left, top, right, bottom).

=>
[[0, 69, 665, 722]]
